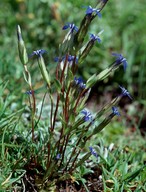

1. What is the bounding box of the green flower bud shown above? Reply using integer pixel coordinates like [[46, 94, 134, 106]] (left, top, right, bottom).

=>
[[17, 25, 28, 65], [37, 55, 50, 87]]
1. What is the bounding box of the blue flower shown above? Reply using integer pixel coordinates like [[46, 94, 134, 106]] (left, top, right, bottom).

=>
[[54, 55, 78, 63], [54, 57, 60, 62], [119, 85, 132, 100], [68, 55, 78, 63], [81, 109, 93, 122], [89, 146, 98, 158], [112, 53, 128, 71], [56, 154, 61, 160], [112, 106, 120, 116], [62, 23, 78, 33], [74, 77, 86, 89], [25, 90, 35, 95], [90, 33, 101, 43], [85, 6, 101, 18], [30, 49, 46, 58], [68, 55, 74, 62]]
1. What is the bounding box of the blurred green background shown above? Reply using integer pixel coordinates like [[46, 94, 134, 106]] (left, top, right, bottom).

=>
[[0, 0, 146, 99]]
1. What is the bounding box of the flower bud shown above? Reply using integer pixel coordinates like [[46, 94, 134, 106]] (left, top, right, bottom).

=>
[[37, 55, 50, 87], [17, 25, 28, 65]]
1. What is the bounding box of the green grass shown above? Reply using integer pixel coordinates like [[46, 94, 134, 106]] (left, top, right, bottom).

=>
[[0, 79, 145, 191]]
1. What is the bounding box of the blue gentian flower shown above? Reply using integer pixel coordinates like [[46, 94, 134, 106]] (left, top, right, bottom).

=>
[[112, 53, 128, 71], [54, 57, 60, 62], [90, 33, 101, 43], [81, 109, 93, 122], [68, 55, 74, 62], [56, 154, 61, 160], [25, 90, 35, 95], [30, 49, 46, 58], [68, 55, 78, 63], [74, 77, 86, 89], [89, 146, 98, 158], [54, 55, 78, 63], [119, 85, 132, 100], [112, 106, 120, 116], [85, 6, 101, 18], [62, 23, 78, 33]]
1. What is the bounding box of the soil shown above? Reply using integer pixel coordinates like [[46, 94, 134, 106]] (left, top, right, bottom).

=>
[[17, 166, 103, 192]]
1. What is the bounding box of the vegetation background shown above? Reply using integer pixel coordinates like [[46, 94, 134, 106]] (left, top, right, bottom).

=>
[[0, 0, 146, 97]]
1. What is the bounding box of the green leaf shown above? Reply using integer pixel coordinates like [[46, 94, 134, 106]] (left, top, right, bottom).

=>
[[122, 165, 146, 183], [54, 79, 62, 92], [74, 152, 91, 169], [92, 114, 114, 136]]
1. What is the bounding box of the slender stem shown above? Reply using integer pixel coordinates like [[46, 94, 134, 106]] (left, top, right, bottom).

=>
[[71, 55, 78, 74], [65, 123, 90, 172], [64, 83, 71, 121], [55, 125, 64, 154], [49, 91, 54, 130], [52, 94, 60, 132], [53, 55, 70, 154], [23, 64, 36, 142], [68, 150, 81, 174], [30, 88, 36, 142], [52, 54, 69, 132], [47, 55, 69, 169], [73, 89, 86, 112], [47, 92, 55, 168], [58, 134, 69, 169], [63, 136, 82, 172], [100, 0, 109, 11], [34, 92, 47, 128], [57, 81, 73, 168], [47, 142, 51, 169], [55, 62, 60, 79]]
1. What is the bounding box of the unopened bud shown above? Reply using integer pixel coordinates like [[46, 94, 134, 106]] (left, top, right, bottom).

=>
[[37, 55, 50, 87], [17, 25, 28, 65]]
